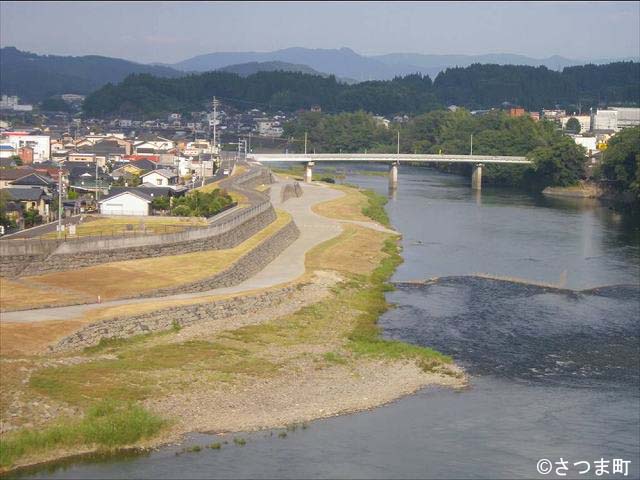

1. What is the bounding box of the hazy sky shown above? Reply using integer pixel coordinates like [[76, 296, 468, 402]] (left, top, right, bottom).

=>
[[1, 1, 639, 63]]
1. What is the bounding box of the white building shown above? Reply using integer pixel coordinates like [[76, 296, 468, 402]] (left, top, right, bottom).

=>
[[140, 169, 178, 188], [561, 115, 591, 133], [0, 95, 19, 110], [592, 110, 618, 131], [99, 191, 151, 216], [0, 132, 50, 162], [571, 136, 598, 156], [610, 107, 640, 129], [256, 121, 283, 137]]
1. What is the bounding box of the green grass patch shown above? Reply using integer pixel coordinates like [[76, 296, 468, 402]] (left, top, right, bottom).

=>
[[31, 340, 280, 407], [361, 190, 391, 227], [0, 400, 165, 469], [344, 238, 452, 367]]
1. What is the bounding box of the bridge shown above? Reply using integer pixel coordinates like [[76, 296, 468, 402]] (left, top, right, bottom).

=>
[[248, 153, 531, 190]]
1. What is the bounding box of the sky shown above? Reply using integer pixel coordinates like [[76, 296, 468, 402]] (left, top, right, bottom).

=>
[[1, 1, 639, 64]]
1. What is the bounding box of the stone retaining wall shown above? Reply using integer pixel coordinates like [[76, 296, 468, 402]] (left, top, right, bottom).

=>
[[51, 281, 310, 352], [137, 218, 299, 298], [18, 207, 277, 277]]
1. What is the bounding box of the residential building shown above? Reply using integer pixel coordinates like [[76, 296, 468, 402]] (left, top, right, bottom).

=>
[[3, 187, 51, 220], [0, 168, 36, 188], [140, 169, 179, 188], [508, 107, 526, 118], [0, 133, 50, 162], [0, 144, 16, 159], [99, 190, 151, 216]]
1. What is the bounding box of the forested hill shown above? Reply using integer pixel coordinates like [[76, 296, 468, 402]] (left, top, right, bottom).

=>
[[81, 61, 640, 118], [0, 47, 184, 102]]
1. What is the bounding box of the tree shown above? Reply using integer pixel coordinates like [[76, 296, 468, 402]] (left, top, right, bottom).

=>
[[40, 97, 72, 112], [23, 207, 42, 228], [528, 137, 587, 187], [151, 195, 170, 211], [0, 190, 17, 229], [599, 126, 640, 202], [565, 117, 581, 134]]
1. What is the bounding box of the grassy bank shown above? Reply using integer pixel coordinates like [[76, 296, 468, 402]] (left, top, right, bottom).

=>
[[0, 400, 165, 469], [360, 189, 391, 227]]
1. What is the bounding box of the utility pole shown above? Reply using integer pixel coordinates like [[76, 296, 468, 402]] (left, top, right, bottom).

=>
[[95, 161, 100, 204], [57, 163, 63, 236], [212, 96, 218, 153], [397, 130, 400, 155], [304, 132, 308, 155], [470, 134, 473, 156]]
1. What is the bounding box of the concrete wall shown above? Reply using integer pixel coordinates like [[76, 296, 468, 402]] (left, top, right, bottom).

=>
[[51, 281, 311, 353]]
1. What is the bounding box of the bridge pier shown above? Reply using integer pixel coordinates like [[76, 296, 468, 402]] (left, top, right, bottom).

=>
[[304, 162, 314, 183], [389, 161, 399, 189], [471, 163, 483, 190]]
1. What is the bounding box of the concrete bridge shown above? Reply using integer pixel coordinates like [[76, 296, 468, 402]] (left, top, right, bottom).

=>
[[248, 153, 531, 190]]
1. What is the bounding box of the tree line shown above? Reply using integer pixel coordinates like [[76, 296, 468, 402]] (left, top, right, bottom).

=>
[[82, 62, 640, 118], [283, 109, 588, 189]]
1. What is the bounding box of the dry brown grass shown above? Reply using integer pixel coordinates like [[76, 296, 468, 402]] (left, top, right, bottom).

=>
[[0, 319, 93, 357], [306, 224, 390, 276], [2, 211, 291, 309], [0, 278, 92, 312], [311, 184, 373, 223]]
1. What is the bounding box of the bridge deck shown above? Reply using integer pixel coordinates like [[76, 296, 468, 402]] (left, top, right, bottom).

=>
[[249, 153, 531, 164]]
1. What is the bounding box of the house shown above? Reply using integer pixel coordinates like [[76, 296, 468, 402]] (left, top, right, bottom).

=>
[[77, 139, 127, 166], [98, 190, 152, 216], [111, 163, 144, 181], [0, 144, 17, 159], [10, 172, 56, 192], [123, 154, 160, 163], [68, 152, 97, 164], [0, 168, 36, 188], [68, 164, 110, 196], [3, 186, 51, 220], [140, 169, 178, 188], [129, 158, 159, 173], [133, 138, 175, 155]]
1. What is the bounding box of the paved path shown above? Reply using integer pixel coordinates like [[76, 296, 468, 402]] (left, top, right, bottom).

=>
[[2, 177, 360, 324]]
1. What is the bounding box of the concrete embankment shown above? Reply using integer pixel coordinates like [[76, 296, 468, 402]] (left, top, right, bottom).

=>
[[542, 181, 603, 199], [0, 167, 275, 277]]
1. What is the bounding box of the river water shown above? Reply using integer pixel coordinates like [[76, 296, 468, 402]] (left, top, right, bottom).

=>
[[16, 166, 639, 479]]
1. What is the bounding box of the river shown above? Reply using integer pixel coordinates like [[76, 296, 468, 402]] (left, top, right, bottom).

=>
[[14, 165, 640, 479]]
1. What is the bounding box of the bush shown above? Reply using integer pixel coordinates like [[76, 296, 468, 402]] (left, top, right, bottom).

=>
[[171, 204, 192, 217]]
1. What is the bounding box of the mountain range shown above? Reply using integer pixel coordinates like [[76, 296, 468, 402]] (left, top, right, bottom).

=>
[[172, 47, 639, 81], [1, 46, 638, 103]]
